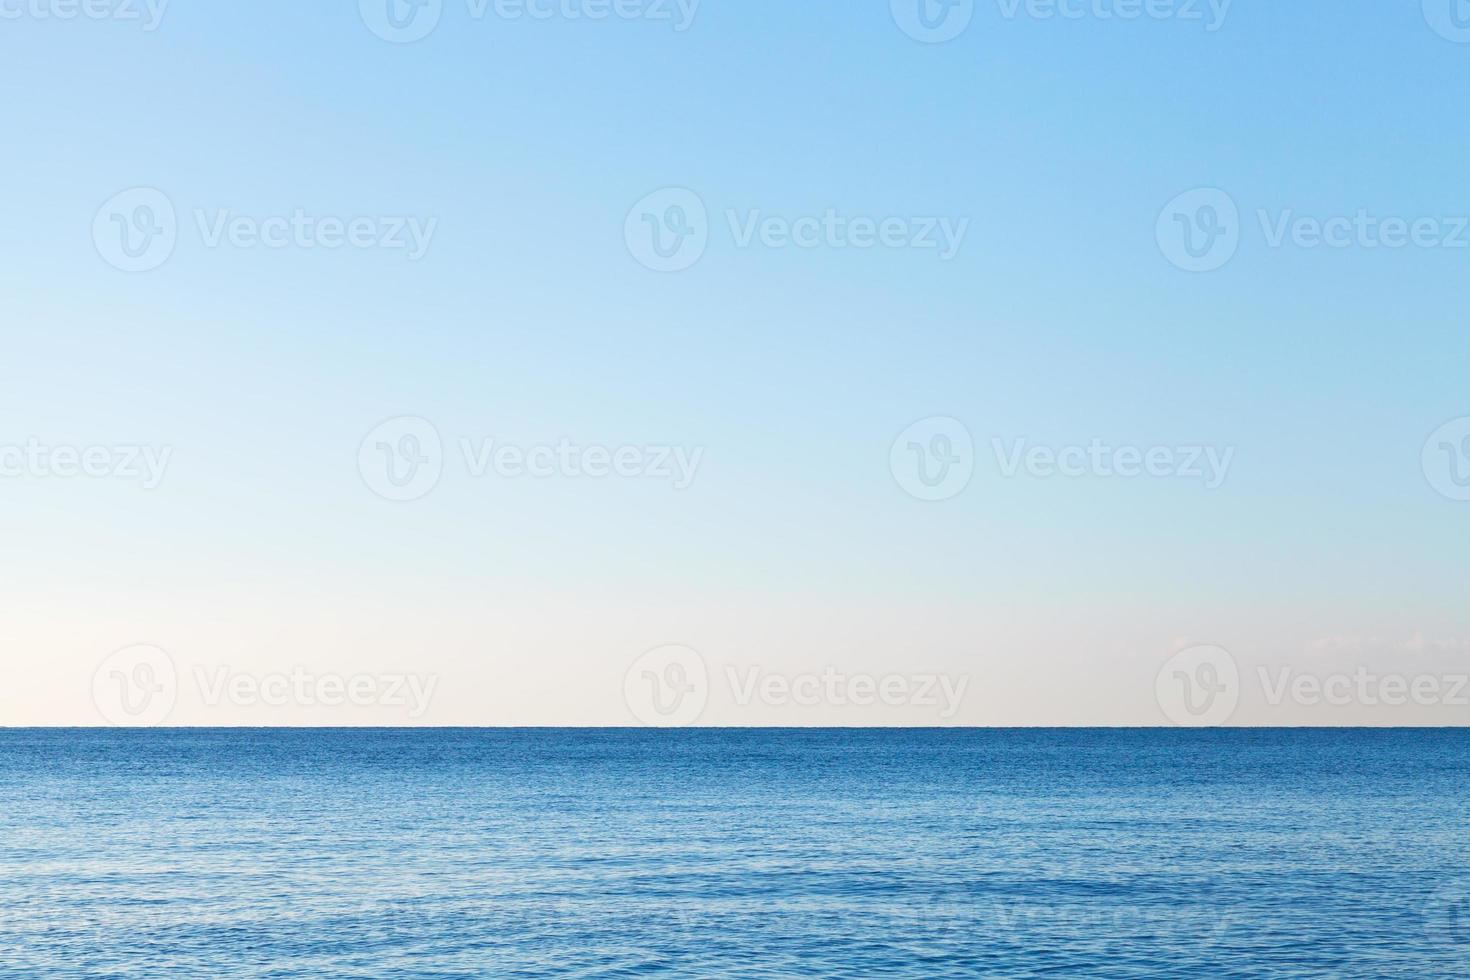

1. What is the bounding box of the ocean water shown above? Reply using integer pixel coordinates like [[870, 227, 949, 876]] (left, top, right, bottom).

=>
[[2, 729, 1468, 978]]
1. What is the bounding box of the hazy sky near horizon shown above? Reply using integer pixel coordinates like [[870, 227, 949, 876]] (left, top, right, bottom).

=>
[[3, 1, 1470, 725]]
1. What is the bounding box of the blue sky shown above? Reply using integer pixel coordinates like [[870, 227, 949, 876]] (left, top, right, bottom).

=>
[[3, 1, 1469, 724]]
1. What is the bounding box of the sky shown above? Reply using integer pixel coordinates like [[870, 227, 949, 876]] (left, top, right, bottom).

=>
[[3, 0, 1470, 726]]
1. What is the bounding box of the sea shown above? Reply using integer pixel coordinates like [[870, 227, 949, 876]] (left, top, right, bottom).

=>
[[2, 728, 1468, 978]]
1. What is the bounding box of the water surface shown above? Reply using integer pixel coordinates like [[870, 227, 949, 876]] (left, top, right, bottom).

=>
[[2, 729, 1468, 977]]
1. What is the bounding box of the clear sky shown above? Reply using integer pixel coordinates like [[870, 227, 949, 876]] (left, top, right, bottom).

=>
[[3, 1, 1469, 725]]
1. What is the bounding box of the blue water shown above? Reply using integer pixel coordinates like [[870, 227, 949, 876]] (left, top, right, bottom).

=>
[[2, 729, 1469, 978]]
